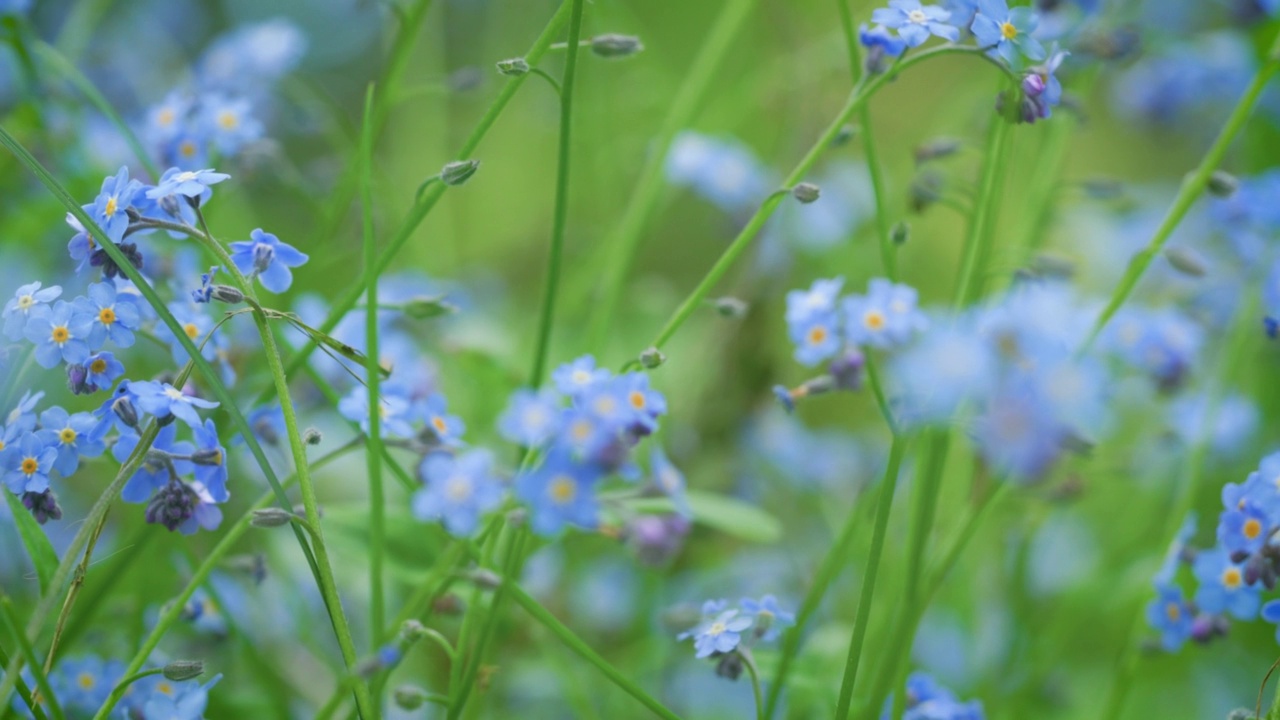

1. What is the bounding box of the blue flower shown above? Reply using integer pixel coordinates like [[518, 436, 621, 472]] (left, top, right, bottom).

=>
[[871, 1, 960, 47], [892, 320, 998, 425], [843, 279, 928, 350], [1262, 599, 1280, 643], [144, 90, 193, 145], [971, 0, 1045, 67], [739, 595, 795, 642], [498, 388, 562, 447], [1155, 513, 1197, 586], [552, 355, 611, 398], [418, 392, 466, 445], [153, 302, 217, 365], [338, 386, 417, 438], [3, 281, 61, 342], [665, 132, 773, 214], [678, 607, 753, 658], [84, 166, 143, 243], [972, 377, 1064, 481], [786, 277, 844, 325], [515, 448, 602, 535], [789, 309, 842, 366], [192, 418, 230, 502], [229, 228, 309, 293], [116, 424, 194, 502], [24, 300, 92, 368], [5, 390, 43, 432], [233, 404, 286, 447], [56, 655, 121, 711], [142, 673, 221, 720], [558, 407, 615, 457], [1217, 501, 1270, 558], [618, 373, 667, 434], [166, 131, 210, 170], [1193, 546, 1259, 620], [84, 351, 125, 392], [130, 380, 220, 428], [859, 23, 909, 59], [192, 266, 219, 304], [74, 281, 141, 350], [146, 167, 230, 202], [36, 407, 104, 477], [1022, 47, 1068, 122], [650, 448, 693, 518], [2, 433, 57, 493], [202, 94, 262, 154], [1146, 582, 1193, 651], [413, 450, 505, 536]]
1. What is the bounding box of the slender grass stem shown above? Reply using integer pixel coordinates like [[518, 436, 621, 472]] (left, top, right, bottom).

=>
[[952, 108, 1012, 307], [360, 83, 387, 657], [861, 108, 898, 281], [583, 0, 758, 350], [0, 599, 63, 720], [741, 649, 765, 720], [529, 0, 585, 388], [262, 2, 573, 408], [831, 437, 908, 720], [1083, 34, 1280, 351], [0, 644, 46, 720]]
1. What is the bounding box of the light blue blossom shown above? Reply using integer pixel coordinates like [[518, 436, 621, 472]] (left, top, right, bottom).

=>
[[843, 279, 927, 350], [552, 355, 610, 398], [678, 607, 753, 658], [146, 167, 230, 202], [191, 418, 230, 502], [84, 351, 125, 392], [515, 448, 602, 535], [2, 433, 57, 493], [739, 595, 795, 642], [971, 0, 1045, 67], [24, 300, 92, 368], [1193, 546, 1259, 620], [339, 386, 417, 438], [871, 1, 960, 47], [3, 281, 62, 342], [84, 166, 143, 243], [418, 392, 466, 445], [413, 450, 505, 536], [230, 228, 309, 293], [202, 94, 262, 154], [650, 448, 692, 518], [130, 380, 220, 428], [36, 407, 104, 477], [75, 281, 141, 350], [498, 388, 562, 447]]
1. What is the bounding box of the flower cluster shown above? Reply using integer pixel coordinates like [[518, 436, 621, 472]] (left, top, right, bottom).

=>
[[1147, 451, 1280, 652], [883, 672, 985, 720], [677, 596, 796, 666], [9, 654, 219, 719]]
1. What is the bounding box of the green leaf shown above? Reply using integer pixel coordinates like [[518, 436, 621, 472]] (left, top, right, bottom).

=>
[[2, 490, 58, 594], [626, 490, 782, 544]]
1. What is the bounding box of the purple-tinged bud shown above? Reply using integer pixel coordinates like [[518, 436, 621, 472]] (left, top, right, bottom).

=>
[[1230, 549, 1251, 565], [145, 479, 198, 532], [66, 363, 93, 395], [1189, 614, 1218, 644], [625, 514, 691, 566], [829, 349, 865, 392], [22, 489, 62, 525], [1022, 73, 1047, 97]]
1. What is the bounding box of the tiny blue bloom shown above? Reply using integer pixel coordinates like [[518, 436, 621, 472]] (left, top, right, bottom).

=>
[[131, 380, 220, 428], [871, 0, 960, 48], [1193, 546, 1259, 620], [679, 608, 753, 658], [413, 449, 505, 536], [338, 386, 417, 438], [84, 351, 125, 392], [498, 388, 563, 447], [146, 167, 230, 202], [75, 281, 141, 350], [739, 595, 796, 642], [229, 228, 309, 293], [2, 432, 57, 493], [552, 355, 611, 398], [1146, 582, 1193, 651], [116, 424, 195, 502], [515, 448, 602, 535], [3, 281, 62, 342], [84, 166, 143, 243], [36, 407, 104, 477], [24, 300, 93, 368], [859, 23, 909, 58], [842, 278, 928, 350], [650, 447, 692, 518], [418, 392, 466, 445], [192, 418, 230, 502], [971, 0, 1045, 67]]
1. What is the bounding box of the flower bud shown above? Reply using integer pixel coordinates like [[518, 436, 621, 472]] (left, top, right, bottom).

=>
[[303, 428, 323, 446], [440, 160, 480, 186], [909, 171, 943, 214], [251, 508, 295, 528], [891, 221, 909, 246], [832, 124, 857, 147], [401, 619, 428, 642], [713, 297, 748, 319], [1164, 246, 1208, 278], [22, 489, 62, 525], [467, 568, 502, 590], [590, 34, 644, 58], [191, 447, 224, 467], [433, 593, 465, 615], [914, 138, 962, 164], [112, 396, 139, 429], [1022, 72, 1046, 97], [66, 364, 93, 395], [791, 183, 820, 204], [1207, 170, 1239, 198], [714, 652, 744, 680], [496, 57, 530, 76], [210, 285, 245, 304], [162, 660, 205, 682], [829, 350, 865, 391], [394, 685, 430, 710], [639, 347, 666, 369]]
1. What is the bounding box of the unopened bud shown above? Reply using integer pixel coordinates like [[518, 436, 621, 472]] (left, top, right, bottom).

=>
[[713, 297, 748, 319], [1207, 170, 1239, 198], [832, 124, 857, 147], [402, 295, 457, 319], [590, 34, 644, 58], [440, 160, 480, 187], [714, 652, 744, 680], [401, 619, 427, 642], [496, 57, 530, 76], [394, 685, 430, 710], [468, 568, 502, 590], [1164, 246, 1208, 278], [210, 285, 244, 304], [191, 447, 224, 467], [639, 347, 666, 369], [66, 364, 92, 395], [891, 221, 909, 246], [791, 183, 820, 204], [914, 137, 962, 164], [251, 508, 295, 528], [303, 428, 323, 446], [112, 397, 139, 429], [162, 660, 205, 682]]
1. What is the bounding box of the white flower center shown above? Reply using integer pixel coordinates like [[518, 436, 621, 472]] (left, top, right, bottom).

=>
[[907, 9, 928, 23]]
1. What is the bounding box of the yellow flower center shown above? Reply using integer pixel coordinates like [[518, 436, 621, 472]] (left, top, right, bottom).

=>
[[707, 621, 727, 636], [1245, 518, 1263, 540], [77, 672, 95, 690], [180, 140, 197, 158], [863, 310, 886, 331], [104, 196, 118, 218], [158, 108, 175, 126], [183, 323, 200, 339], [629, 391, 646, 410], [59, 428, 77, 444], [432, 416, 448, 434], [218, 111, 239, 130], [1000, 21, 1018, 40], [90, 358, 108, 373], [51, 326, 69, 343], [98, 307, 116, 326], [1165, 602, 1180, 622], [808, 325, 828, 345], [549, 475, 577, 504], [20, 458, 37, 474], [157, 681, 174, 696], [1222, 567, 1243, 589], [571, 420, 593, 441]]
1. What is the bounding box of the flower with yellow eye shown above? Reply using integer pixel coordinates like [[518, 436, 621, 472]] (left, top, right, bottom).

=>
[[971, 0, 1045, 68], [24, 300, 93, 369], [414, 449, 504, 537], [75, 281, 141, 350], [86, 165, 143, 243], [4, 281, 62, 342], [36, 407, 104, 477], [2, 432, 57, 494], [515, 448, 602, 536], [1193, 547, 1259, 620]]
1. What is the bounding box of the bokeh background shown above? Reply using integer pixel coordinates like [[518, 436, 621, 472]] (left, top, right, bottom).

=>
[[2, 0, 1280, 718]]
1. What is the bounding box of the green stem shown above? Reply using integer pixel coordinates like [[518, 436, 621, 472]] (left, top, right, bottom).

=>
[[449, 527, 528, 718], [832, 437, 907, 720], [741, 649, 765, 720], [529, 0, 586, 388], [640, 45, 1012, 357], [861, 108, 898, 281], [506, 581, 683, 720], [97, 670, 163, 717], [0, 644, 45, 720], [583, 0, 759, 350], [952, 109, 1011, 307], [1083, 34, 1280, 350], [264, 1, 573, 408], [0, 598, 65, 720], [360, 83, 387, 655]]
